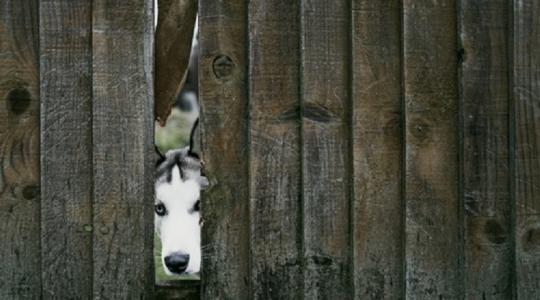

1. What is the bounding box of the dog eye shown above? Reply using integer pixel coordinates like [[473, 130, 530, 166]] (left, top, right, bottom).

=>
[[193, 200, 200, 212], [155, 203, 167, 216]]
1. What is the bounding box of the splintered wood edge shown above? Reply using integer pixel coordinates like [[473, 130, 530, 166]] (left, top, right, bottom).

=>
[[154, 0, 197, 126]]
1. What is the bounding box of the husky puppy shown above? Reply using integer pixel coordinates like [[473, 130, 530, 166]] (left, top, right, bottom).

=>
[[155, 120, 208, 275]]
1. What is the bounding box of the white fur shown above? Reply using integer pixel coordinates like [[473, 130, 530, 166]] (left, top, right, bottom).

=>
[[155, 165, 201, 275]]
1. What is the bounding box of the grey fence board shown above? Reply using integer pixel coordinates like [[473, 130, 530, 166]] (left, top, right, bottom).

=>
[[39, 0, 94, 297], [460, 0, 513, 298], [300, 0, 352, 299], [403, 0, 461, 298], [248, 1, 303, 299], [351, 1, 404, 299], [91, 0, 154, 298], [0, 1, 41, 298], [199, 0, 251, 298], [514, 1, 540, 298]]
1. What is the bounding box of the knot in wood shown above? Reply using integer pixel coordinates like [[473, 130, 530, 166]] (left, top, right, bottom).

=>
[[7, 87, 32, 115], [411, 121, 430, 141], [212, 55, 234, 79], [522, 227, 540, 252], [483, 219, 506, 244], [22, 185, 39, 200], [99, 226, 110, 235]]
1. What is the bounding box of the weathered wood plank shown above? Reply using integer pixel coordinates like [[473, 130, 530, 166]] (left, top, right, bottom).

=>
[[154, 0, 197, 125], [39, 0, 93, 297], [459, 0, 513, 298], [92, 0, 155, 298], [351, 1, 404, 299], [199, 0, 250, 299], [248, 0, 302, 298], [155, 280, 200, 300], [0, 1, 41, 298], [300, 0, 352, 299], [403, 0, 462, 298], [513, 1, 540, 298]]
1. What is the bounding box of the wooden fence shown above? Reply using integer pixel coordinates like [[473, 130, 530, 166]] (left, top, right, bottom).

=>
[[199, 0, 539, 299], [1, 0, 539, 299]]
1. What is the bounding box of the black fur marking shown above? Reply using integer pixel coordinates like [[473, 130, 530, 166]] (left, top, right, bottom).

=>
[[188, 118, 200, 158], [156, 148, 204, 188], [166, 168, 173, 183], [155, 145, 166, 167], [176, 155, 185, 180]]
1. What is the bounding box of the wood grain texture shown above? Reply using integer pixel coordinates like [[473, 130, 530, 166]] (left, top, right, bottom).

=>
[[199, 0, 250, 299], [513, 1, 540, 298], [403, 0, 462, 298], [155, 280, 200, 300], [0, 1, 41, 298], [91, 0, 154, 298], [154, 0, 197, 125], [351, 1, 404, 299], [460, 0, 513, 298], [300, 0, 352, 299], [39, 0, 93, 297], [248, 0, 302, 298]]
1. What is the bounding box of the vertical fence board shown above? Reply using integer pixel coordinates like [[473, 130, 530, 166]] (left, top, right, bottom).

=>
[[92, 1, 154, 298], [0, 1, 40, 298], [248, 0, 302, 298], [351, 1, 403, 299], [39, 1, 93, 297], [300, 0, 352, 298], [199, 0, 250, 298], [513, 1, 540, 298], [460, 0, 513, 298], [403, 1, 461, 298]]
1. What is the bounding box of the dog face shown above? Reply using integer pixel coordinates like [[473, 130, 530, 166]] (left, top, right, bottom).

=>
[[155, 148, 207, 275]]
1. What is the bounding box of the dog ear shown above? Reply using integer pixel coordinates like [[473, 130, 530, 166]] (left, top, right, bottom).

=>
[[187, 118, 200, 158], [198, 175, 209, 190], [155, 145, 166, 167]]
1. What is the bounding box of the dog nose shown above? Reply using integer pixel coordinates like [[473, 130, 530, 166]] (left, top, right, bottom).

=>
[[164, 253, 190, 273]]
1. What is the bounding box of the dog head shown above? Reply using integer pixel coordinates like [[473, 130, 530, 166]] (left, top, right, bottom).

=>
[[154, 122, 207, 275]]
